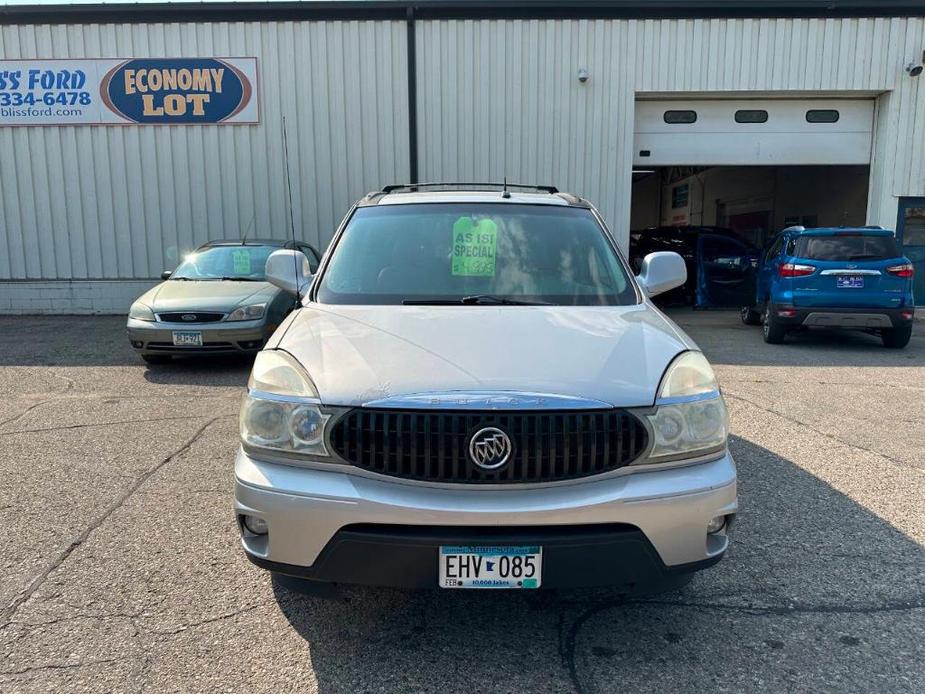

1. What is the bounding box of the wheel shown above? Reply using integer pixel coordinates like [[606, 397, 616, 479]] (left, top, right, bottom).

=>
[[741, 305, 762, 325], [881, 325, 912, 349], [141, 354, 172, 364], [762, 307, 787, 344]]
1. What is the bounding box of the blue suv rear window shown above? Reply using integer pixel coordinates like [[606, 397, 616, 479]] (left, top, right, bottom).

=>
[[793, 234, 900, 261]]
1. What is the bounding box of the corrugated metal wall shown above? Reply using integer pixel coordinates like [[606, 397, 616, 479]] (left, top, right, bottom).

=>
[[416, 17, 925, 244], [1, 15, 924, 306], [0, 20, 410, 281]]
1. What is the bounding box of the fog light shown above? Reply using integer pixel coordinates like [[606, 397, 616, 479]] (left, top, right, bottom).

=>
[[901, 310, 914, 321], [242, 514, 268, 535], [707, 515, 726, 534], [131, 340, 143, 348], [777, 309, 797, 318]]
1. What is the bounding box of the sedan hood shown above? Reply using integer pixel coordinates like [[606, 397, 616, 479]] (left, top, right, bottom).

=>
[[139, 280, 277, 313], [276, 304, 696, 408]]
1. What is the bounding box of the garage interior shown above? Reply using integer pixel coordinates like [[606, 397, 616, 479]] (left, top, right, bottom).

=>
[[631, 164, 870, 249], [631, 97, 875, 249]]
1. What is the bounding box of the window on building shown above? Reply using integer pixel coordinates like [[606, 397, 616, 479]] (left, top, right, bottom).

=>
[[663, 110, 697, 124], [734, 109, 769, 123], [806, 109, 840, 123]]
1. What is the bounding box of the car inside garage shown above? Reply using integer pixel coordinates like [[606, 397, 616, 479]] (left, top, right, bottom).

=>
[[630, 98, 876, 307]]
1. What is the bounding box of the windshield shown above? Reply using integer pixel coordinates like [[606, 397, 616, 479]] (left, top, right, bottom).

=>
[[171, 245, 279, 281], [793, 234, 900, 261], [315, 204, 637, 305]]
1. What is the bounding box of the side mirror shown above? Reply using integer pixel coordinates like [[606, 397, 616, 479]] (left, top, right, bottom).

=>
[[636, 251, 687, 298], [265, 249, 312, 297], [161, 270, 172, 280]]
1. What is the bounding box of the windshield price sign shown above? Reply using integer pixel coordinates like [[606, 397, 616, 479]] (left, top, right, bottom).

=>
[[0, 58, 258, 126]]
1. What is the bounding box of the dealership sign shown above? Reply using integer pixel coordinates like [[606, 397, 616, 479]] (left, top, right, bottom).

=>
[[0, 58, 258, 126]]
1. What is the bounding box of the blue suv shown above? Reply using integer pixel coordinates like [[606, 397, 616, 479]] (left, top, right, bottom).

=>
[[742, 227, 915, 348]]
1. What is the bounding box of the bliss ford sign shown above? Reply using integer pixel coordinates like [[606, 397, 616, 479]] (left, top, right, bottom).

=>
[[0, 58, 258, 126]]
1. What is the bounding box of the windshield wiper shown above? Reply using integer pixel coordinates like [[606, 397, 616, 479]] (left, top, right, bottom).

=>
[[847, 254, 884, 261], [403, 295, 552, 306], [218, 276, 262, 282]]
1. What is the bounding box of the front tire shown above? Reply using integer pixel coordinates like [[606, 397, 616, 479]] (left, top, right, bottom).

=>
[[741, 306, 762, 325], [762, 307, 787, 344], [881, 325, 912, 349]]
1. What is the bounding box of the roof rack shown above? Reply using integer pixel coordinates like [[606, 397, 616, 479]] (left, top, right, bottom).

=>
[[380, 182, 559, 194]]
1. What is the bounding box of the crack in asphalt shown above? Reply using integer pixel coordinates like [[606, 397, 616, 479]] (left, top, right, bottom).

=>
[[0, 417, 223, 627], [0, 656, 126, 677], [0, 413, 232, 437], [144, 601, 273, 636], [0, 400, 50, 428], [724, 391, 922, 473], [559, 594, 925, 694]]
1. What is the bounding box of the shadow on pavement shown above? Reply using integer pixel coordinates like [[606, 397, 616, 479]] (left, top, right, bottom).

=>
[[667, 308, 924, 368], [269, 435, 925, 693]]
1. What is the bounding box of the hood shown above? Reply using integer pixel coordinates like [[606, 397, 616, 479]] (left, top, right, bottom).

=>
[[138, 280, 278, 313], [276, 304, 696, 408]]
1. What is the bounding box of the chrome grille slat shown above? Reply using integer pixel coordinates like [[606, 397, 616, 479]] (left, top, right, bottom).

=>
[[329, 408, 648, 484]]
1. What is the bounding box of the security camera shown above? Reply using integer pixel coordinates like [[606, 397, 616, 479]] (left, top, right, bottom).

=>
[[577, 68, 590, 83], [906, 62, 923, 77]]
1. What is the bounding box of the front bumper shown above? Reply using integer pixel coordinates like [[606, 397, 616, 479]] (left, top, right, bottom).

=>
[[771, 304, 914, 329], [126, 317, 268, 355], [234, 449, 738, 589]]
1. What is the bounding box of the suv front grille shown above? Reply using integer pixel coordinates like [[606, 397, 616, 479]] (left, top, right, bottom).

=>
[[156, 312, 225, 323], [329, 409, 648, 484]]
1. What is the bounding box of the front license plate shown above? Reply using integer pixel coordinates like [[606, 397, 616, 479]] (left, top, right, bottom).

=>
[[837, 275, 864, 288], [172, 331, 203, 346], [439, 546, 542, 589]]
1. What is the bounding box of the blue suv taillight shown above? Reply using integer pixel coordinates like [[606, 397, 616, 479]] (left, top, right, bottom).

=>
[[886, 263, 915, 278], [779, 262, 815, 278]]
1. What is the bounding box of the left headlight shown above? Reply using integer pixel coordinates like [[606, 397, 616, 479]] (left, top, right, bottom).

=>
[[641, 351, 728, 461], [240, 350, 330, 456], [129, 302, 155, 321], [227, 303, 267, 322]]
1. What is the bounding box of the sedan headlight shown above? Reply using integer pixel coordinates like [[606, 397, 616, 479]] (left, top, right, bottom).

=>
[[129, 302, 155, 321], [643, 351, 728, 460], [240, 351, 330, 456], [227, 303, 266, 322]]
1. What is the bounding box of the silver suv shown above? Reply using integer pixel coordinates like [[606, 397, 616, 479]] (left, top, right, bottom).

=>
[[234, 184, 737, 592]]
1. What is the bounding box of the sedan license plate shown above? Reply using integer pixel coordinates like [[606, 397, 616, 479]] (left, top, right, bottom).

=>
[[172, 331, 203, 347], [837, 275, 864, 289], [439, 546, 541, 589]]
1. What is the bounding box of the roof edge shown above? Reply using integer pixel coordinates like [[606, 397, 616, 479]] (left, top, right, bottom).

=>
[[2, 1, 925, 26]]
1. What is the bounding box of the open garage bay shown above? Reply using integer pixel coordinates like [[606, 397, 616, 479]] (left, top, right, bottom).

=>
[[0, 313, 923, 693]]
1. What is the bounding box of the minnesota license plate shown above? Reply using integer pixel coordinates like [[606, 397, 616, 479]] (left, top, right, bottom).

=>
[[837, 275, 864, 288], [172, 331, 203, 346], [439, 546, 542, 589]]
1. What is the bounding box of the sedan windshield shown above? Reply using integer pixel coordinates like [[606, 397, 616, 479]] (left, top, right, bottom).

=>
[[171, 245, 279, 281], [315, 204, 637, 305]]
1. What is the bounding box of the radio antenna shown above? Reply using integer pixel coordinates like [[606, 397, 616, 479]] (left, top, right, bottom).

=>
[[241, 213, 256, 245], [281, 116, 300, 301]]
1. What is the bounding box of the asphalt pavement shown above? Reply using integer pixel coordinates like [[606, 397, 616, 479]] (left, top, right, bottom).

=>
[[1, 311, 923, 693]]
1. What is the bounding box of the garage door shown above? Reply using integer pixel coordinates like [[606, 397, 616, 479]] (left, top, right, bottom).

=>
[[634, 99, 874, 167]]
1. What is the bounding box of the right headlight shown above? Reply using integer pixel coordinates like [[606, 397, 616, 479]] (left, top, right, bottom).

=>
[[129, 301, 155, 321], [240, 350, 330, 456], [643, 351, 728, 461]]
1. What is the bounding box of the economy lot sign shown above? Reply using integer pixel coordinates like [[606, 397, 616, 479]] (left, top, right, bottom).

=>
[[0, 57, 258, 126]]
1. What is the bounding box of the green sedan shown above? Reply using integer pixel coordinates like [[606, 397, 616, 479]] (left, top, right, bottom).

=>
[[126, 239, 320, 364]]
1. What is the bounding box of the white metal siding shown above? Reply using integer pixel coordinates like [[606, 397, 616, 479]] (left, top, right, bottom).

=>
[[416, 17, 925, 247], [633, 98, 874, 166], [2, 15, 925, 313], [0, 20, 410, 281]]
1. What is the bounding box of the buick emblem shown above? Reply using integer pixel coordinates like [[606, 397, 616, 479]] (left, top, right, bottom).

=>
[[181, 314, 197, 321], [468, 427, 512, 470]]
